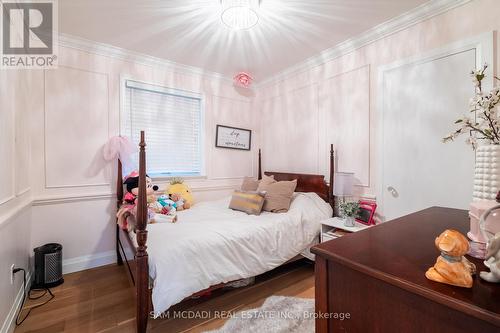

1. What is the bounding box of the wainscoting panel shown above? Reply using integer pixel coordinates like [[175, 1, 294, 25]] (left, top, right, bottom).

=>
[[261, 84, 319, 174], [15, 75, 32, 196], [44, 66, 110, 189], [319, 65, 370, 187], [0, 71, 16, 205], [210, 95, 255, 179]]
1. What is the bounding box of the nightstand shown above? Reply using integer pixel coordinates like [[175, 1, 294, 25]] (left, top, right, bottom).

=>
[[320, 217, 371, 243]]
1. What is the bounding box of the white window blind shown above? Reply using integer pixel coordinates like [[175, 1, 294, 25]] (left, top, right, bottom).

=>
[[122, 80, 203, 177]]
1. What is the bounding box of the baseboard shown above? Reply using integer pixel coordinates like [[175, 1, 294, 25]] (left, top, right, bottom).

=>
[[62, 250, 117, 274], [1, 272, 32, 333]]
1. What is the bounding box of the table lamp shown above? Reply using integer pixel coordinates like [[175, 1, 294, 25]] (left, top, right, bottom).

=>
[[333, 172, 355, 202]]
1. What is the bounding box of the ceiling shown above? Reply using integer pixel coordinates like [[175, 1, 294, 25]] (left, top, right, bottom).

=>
[[59, 0, 429, 82]]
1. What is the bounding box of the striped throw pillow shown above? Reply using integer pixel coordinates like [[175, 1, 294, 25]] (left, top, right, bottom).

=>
[[229, 190, 266, 215]]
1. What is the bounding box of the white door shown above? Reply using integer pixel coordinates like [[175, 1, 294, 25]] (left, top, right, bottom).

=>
[[380, 47, 481, 221]]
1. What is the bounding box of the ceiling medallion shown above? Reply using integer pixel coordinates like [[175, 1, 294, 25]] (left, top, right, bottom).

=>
[[220, 0, 259, 30]]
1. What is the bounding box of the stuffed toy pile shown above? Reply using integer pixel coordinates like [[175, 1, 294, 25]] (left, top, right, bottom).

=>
[[119, 173, 194, 227]]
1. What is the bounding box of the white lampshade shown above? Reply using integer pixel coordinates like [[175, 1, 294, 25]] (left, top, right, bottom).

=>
[[333, 172, 355, 197]]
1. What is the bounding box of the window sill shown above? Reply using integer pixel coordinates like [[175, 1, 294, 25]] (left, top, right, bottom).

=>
[[152, 175, 207, 182]]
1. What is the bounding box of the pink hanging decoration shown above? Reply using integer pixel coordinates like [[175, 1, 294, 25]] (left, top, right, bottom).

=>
[[102, 136, 138, 176], [234, 72, 253, 88]]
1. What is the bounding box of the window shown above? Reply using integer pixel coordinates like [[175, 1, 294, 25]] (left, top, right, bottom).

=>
[[121, 79, 204, 177]]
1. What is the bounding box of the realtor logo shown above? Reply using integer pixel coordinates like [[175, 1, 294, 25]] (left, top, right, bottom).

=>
[[1, 0, 58, 69]]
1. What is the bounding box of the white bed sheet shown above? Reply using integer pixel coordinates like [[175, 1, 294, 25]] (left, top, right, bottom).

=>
[[143, 192, 332, 316]]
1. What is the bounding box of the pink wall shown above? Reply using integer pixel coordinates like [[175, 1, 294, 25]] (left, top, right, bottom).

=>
[[27, 44, 259, 273], [1, 3, 499, 313], [0, 69, 35, 333], [256, 0, 500, 203]]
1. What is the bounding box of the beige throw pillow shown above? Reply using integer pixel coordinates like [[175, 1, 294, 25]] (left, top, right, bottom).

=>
[[240, 175, 275, 191], [229, 190, 266, 215], [258, 179, 297, 213]]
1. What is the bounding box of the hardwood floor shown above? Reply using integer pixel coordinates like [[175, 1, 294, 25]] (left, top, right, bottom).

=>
[[14, 260, 315, 333]]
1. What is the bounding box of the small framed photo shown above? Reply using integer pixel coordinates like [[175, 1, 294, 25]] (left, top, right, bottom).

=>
[[356, 200, 377, 225], [215, 125, 252, 151]]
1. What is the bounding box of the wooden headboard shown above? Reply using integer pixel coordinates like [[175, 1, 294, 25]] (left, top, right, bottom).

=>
[[258, 145, 335, 208], [264, 171, 331, 203]]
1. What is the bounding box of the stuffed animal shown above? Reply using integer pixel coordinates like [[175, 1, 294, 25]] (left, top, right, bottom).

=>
[[156, 194, 177, 215], [148, 201, 161, 212], [123, 171, 159, 204], [170, 193, 187, 211], [167, 178, 193, 208], [157, 194, 176, 209]]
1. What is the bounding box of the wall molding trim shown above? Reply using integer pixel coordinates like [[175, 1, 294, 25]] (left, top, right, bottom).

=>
[[191, 184, 239, 192], [0, 196, 15, 206], [1, 272, 31, 333], [320, 64, 371, 188], [63, 251, 116, 275], [58, 33, 232, 84], [32, 193, 115, 206], [43, 67, 112, 190], [0, 199, 32, 230], [256, 0, 472, 88], [32, 183, 240, 206]]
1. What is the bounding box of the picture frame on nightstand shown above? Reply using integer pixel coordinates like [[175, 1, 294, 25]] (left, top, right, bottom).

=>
[[356, 200, 377, 225]]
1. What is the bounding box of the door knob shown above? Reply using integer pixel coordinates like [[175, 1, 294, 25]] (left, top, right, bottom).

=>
[[387, 186, 399, 198]]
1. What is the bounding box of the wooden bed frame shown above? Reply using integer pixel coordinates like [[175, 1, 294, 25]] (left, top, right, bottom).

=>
[[115, 131, 335, 333]]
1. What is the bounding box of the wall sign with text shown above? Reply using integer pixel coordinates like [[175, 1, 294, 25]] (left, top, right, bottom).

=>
[[215, 125, 251, 151]]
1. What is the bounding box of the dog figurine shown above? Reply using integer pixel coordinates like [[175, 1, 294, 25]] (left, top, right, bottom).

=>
[[426, 229, 476, 288], [480, 232, 500, 283]]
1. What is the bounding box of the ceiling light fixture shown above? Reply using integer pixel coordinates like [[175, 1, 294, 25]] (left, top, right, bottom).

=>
[[234, 72, 253, 88], [220, 0, 259, 30]]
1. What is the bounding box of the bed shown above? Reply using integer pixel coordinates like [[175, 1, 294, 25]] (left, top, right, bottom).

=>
[[116, 131, 335, 333]]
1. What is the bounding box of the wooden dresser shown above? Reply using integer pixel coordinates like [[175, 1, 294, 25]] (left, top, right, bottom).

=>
[[311, 207, 500, 333]]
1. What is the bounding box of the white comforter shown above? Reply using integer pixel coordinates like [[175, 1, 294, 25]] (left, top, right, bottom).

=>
[[144, 192, 332, 316]]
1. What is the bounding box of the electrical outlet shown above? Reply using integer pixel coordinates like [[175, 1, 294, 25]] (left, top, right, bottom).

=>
[[10, 264, 15, 285]]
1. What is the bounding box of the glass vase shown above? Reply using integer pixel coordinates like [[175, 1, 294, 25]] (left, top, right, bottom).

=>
[[344, 216, 355, 227]]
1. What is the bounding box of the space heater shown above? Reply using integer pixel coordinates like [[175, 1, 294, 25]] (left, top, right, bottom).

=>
[[33, 243, 64, 289]]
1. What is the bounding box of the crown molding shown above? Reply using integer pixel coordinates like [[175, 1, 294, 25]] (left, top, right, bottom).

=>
[[58, 33, 233, 84], [58, 0, 471, 90], [256, 0, 473, 89]]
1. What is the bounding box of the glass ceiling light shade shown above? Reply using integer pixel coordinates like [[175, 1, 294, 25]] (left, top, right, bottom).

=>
[[234, 72, 253, 88], [221, 0, 259, 30]]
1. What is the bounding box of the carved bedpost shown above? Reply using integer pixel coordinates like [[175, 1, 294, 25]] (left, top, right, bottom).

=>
[[329, 144, 335, 214], [258, 149, 262, 180], [116, 159, 124, 265], [136, 131, 149, 333]]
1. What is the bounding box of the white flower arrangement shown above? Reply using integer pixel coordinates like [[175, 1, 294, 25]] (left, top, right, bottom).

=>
[[339, 201, 360, 218], [443, 64, 500, 149]]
